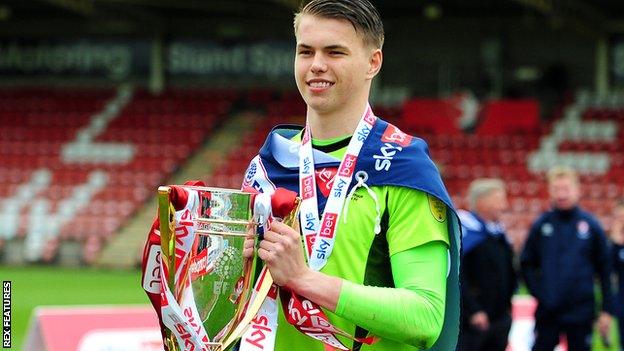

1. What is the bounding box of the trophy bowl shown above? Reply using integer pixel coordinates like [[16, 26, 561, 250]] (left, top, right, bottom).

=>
[[189, 187, 255, 341], [158, 186, 258, 351]]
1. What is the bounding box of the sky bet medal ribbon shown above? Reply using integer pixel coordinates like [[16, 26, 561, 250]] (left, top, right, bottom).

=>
[[154, 185, 299, 351]]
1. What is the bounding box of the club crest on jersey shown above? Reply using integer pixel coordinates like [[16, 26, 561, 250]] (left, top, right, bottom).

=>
[[381, 124, 413, 147], [338, 154, 357, 177], [428, 194, 447, 222], [541, 223, 553, 236], [576, 220, 590, 240], [373, 143, 403, 172], [301, 175, 315, 200], [319, 212, 338, 239]]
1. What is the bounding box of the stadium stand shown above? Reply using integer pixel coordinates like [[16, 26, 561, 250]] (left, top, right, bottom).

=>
[[206, 91, 306, 189], [422, 92, 623, 251], [205, 91, 623, 254], [1, 87, 622, 263], [0, 86, 237, 264]]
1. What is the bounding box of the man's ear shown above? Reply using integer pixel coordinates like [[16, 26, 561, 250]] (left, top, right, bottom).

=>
[[366, 48, 383, 79]]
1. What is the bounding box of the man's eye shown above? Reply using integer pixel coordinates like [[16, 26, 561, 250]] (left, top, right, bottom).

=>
[[330, 51, 345, 55], [298, 50, 313, 55]]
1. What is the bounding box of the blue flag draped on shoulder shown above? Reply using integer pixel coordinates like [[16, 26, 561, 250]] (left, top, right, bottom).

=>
[[242, 118, 462, 351]]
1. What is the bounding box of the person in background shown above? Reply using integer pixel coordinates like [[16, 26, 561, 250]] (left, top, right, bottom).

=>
[[609, 199, 624, 351], [458, 178, 516, 351], [521, 166, 614, 351]]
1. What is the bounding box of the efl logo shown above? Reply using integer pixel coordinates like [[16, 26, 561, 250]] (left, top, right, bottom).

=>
[[338, 154, 357, 177], [305, 234, 316, 256], [301, 175, 315, 200], [315, 168, 337, 198], [3, 281, 10, 349], [381, 125, 412, 147], [319, 213, 337, 239]]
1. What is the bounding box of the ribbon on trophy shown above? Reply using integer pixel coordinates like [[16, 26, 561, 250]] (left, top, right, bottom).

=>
[[153, 185, 214, 351], [142, 180, 209, 351], [145, 182, 302, 351]]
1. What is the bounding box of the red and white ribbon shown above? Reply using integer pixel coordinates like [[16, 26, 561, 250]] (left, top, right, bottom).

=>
[[300, 104, 377, 271], [239, 173, 281, 351], [160, 189, 213, 351]]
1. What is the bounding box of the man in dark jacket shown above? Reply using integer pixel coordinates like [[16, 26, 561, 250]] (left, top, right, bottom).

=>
[[609, 199, 624, 350], [459, 178, 516, 351], [521, 166, 614, 351]]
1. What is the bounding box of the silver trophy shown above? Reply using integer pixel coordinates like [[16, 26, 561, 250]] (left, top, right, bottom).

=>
[[158, 185, 299, 351]]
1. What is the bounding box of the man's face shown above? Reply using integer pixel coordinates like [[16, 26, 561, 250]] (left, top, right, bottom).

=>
[[549, 177, 580, 210], [614, 205, 624, 222], [294, 15, 378, 115], [477, 189, 508, 222]]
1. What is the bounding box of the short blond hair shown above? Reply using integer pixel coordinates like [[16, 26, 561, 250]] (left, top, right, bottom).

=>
[[547, 166, 579, 185], [468, 178, 506, 211]]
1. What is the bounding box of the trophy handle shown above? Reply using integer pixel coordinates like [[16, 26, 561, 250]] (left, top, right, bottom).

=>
[[158, 186, 179, 351]]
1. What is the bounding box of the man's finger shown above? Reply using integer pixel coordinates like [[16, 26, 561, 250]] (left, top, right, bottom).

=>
[[258, 239, 274, 252], [257, 247, 273, 262], [263, 230, 282, 243], [270, 221, 298, 237], [243, 247, 254, 259]]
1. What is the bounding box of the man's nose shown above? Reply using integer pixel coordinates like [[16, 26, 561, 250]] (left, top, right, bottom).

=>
[[310, 53, 328, 74]]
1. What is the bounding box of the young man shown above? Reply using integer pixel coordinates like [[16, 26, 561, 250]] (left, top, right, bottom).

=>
[[458, 178, 516, 351], [240, 1, 461, 351], [521, 166, 614, 351]]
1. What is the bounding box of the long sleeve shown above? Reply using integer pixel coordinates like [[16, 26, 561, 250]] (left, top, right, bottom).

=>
[[460, 249, 484, 318], [592, 224, 615, 314], [521, 222, 542, 302], [334, 241, 447, 350]]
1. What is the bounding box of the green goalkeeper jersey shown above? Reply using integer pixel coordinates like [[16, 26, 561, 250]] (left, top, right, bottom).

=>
[[271, 135, 450, 351]]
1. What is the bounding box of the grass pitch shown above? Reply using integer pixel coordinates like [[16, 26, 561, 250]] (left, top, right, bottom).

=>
[[0, 266, 620, 351], [1, 266, 147, 350]]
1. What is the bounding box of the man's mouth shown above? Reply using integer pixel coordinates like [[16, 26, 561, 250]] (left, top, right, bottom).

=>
[[307, 79, 335, 90]]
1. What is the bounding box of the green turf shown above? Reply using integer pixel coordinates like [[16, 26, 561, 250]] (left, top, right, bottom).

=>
[[0, 266, 148, 351], [1, 266, 621, 351]]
